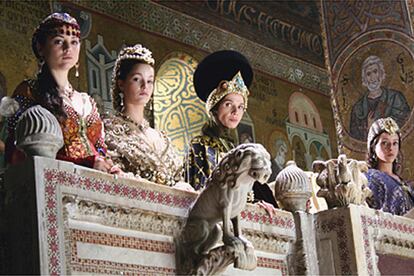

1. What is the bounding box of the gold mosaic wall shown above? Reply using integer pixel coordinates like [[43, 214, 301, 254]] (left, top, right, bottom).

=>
[[321, 1, 414, 180], [0, 0, 337, 169]]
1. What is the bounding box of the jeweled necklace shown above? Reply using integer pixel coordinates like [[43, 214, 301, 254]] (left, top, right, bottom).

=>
[[120, 112, 149, 131]]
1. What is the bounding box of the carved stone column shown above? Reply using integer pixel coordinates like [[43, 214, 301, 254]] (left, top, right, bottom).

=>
[[275, 161, 317, 275], [15, 105, 63, 158], [274, 161, 311, 212]]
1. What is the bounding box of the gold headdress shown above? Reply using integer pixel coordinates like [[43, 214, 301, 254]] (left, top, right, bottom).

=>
[[111, 44, 155, 111], [205, 71, 249, 115], [367, 117, 400, 151]]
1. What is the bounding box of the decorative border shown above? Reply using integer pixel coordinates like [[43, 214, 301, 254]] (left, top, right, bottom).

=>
[[361, 214, 414, 276], [69, 229, 175, 275], [70, 0, 330, 94], [240, 209, 294, 230], [317, 215, 352, 274], [71, 263, 174, 275], [70, 228, 175, 253], [257, 257, 288, 275], [44, 169, 194, 209]]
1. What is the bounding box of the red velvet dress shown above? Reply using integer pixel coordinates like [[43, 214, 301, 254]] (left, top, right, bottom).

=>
[[6, 80, 106, 168]]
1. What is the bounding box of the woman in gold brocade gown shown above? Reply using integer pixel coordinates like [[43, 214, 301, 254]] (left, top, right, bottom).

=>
[[104, 44, 185, 187]]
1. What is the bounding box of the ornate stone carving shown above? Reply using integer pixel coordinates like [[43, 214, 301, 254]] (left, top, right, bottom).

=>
[[63, 196, 184, 237], [313, 154, 371, 208], [176, 143, 272, 275], [15, 105, 63, 158], [243, 229, 293, 254], [275, 161, 312, 212], [378, 234, 414, 252]]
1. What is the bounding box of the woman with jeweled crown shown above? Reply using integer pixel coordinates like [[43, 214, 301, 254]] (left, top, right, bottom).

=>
[[4, 12, 118, 174], [185, 51, 250, 191], [366, 117, 414, 215], [184, 50, 278, 209], [104, 44, 186, 187]]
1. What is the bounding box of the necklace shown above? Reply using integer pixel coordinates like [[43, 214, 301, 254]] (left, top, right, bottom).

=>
[[119, 112, 149, 131]]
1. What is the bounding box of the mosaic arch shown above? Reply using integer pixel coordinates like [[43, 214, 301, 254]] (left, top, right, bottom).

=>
[[286, 92, 332, 169], [153, 52, 207, 158], [288, 92, 323, 132]]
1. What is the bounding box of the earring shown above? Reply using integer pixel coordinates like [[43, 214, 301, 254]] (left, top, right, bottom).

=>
[[75, 62, 79, 78], [146, 97, 153, 110], [119, 92, 124, 107], [38, 58, 44, 73], [373, 154, 377, 162]]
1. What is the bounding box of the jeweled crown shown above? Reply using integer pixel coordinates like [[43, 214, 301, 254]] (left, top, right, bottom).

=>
[[206, 71, 249, 115], [115, 44, 155, 67], [367, 117, 400, 150]]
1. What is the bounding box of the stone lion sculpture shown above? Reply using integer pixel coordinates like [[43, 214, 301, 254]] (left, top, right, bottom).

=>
[[177, 143, 272, 275], [313, 154, 371, 208]]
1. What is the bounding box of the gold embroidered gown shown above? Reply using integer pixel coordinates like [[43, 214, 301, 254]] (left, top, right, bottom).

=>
[[104, 113, 183, 186], [184, 120, 233, 190]]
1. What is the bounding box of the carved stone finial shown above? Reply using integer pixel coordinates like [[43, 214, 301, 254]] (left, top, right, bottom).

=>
[[15, 105, 64, 158], [274, 161, 311, 212], [176, 143, 271, 275], [312, 154, 371, 208]]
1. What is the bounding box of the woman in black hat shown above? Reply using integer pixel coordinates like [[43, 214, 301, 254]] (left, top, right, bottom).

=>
[[185, 50, 278, 209], [185, 50, 251, 190]]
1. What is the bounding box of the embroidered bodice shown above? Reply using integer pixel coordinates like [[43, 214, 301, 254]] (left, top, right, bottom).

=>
[[59, 93, 106, 159], [104, 113, 183, 186], [6, 80, 106, 167]]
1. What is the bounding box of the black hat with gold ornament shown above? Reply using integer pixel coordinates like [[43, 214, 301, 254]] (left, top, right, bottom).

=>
[[194, 50, 253, 115]]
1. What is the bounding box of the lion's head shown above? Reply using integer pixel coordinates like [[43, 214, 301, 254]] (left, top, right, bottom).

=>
[[208, 143, 271, 188]]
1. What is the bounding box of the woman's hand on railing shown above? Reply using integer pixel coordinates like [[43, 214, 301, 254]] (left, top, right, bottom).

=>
[[94, 155, 123, 175]]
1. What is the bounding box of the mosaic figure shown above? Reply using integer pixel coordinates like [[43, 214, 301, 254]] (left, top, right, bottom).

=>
[[350, 56, 410, 140]]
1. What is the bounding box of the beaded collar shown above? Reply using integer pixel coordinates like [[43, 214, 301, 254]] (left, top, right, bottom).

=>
[[119, 112, 149, 131]]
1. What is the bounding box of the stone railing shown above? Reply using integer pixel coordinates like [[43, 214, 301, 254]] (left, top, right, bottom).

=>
[[2, 157, 295, 275], [2, 156, 414, 275]]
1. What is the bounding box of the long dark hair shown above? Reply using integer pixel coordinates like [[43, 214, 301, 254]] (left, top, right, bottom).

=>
[[33, 63, 67, 122], [32, 20, 68, 122]]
